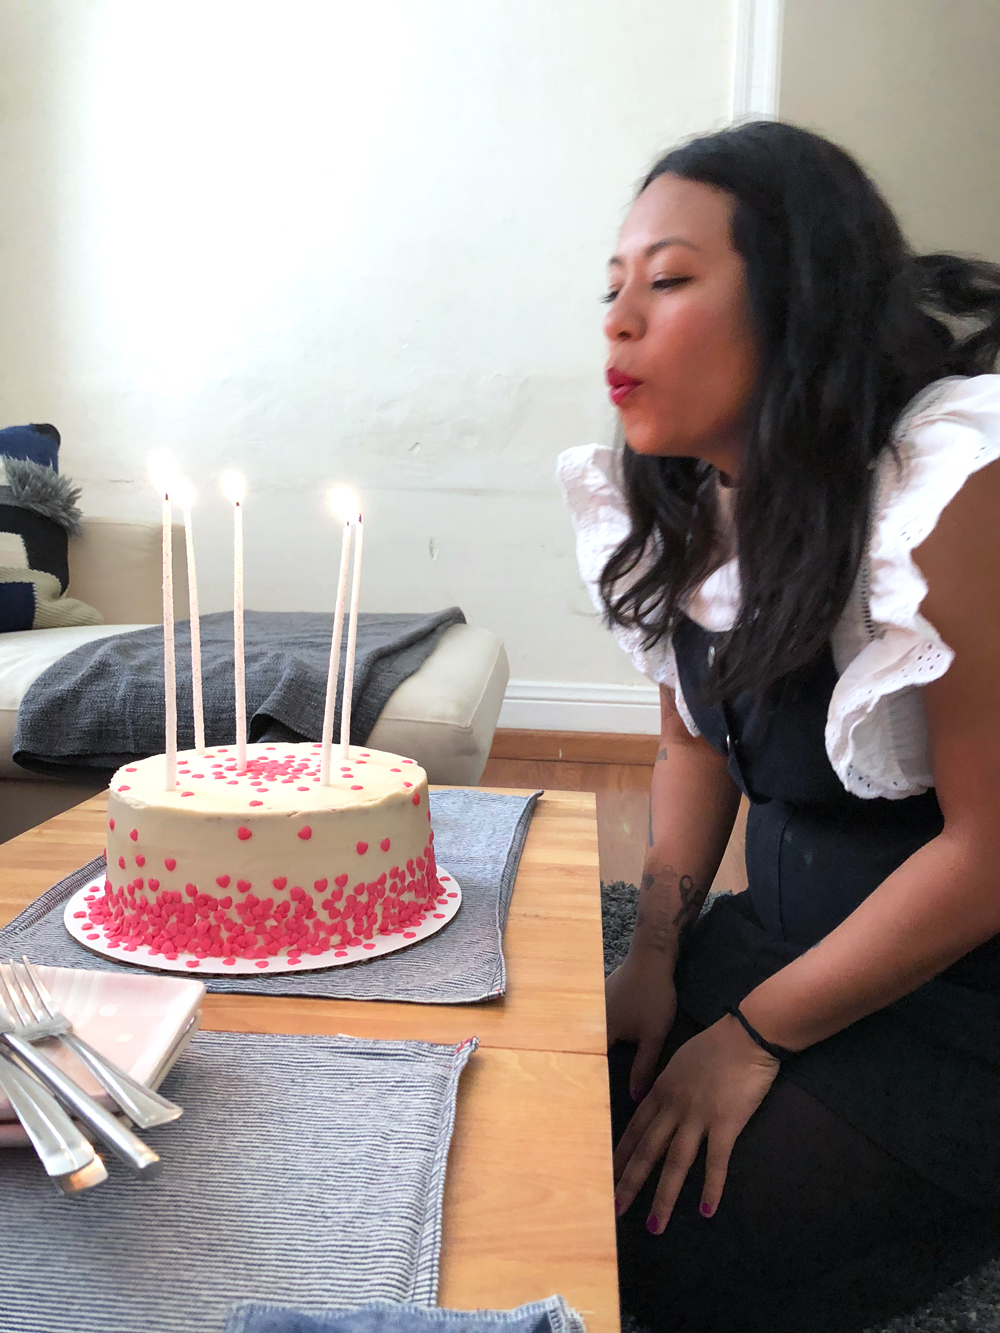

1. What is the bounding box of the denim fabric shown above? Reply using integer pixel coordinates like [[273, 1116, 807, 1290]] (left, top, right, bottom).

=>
[[224, 1297, 585, 1333]]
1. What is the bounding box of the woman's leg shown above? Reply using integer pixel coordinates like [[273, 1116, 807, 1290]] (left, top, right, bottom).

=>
[[610, 1017, 1000, 1333]]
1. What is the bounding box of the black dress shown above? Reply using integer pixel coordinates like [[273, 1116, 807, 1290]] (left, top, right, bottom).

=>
[[670, 611, 1000, 1206], [609, 614, 1000, 1332]]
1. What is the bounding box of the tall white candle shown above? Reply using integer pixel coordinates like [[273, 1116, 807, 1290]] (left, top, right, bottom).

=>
[[339, 506, 363, 761], [320, 488, 356, 785], [173, 478, 205, 755], [150, 456, 177, 790], [222, 472, 247, 773]]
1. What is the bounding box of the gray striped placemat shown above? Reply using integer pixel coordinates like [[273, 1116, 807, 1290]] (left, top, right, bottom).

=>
[[0, 789, 539, 1003], [0, 1029, 477, 1333]]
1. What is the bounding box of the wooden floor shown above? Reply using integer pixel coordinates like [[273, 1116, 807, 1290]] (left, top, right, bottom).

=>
[[481, 731, 748, 893]]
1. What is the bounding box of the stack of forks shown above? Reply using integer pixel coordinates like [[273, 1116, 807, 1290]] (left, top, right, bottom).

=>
[[0, 957, 184, 1195]]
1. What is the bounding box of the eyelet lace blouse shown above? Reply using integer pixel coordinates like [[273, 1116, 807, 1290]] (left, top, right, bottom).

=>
[[557, 374, 1000, 800]]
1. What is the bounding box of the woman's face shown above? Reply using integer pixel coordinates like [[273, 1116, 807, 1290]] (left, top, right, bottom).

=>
[[603, 173, 760, 476]]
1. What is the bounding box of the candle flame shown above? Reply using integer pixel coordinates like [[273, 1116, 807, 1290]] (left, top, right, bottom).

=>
[[172, 476, 196, 510], [149, 451, 175, 499], [328, 486, 361, 525], [221, 471, 246, 505]]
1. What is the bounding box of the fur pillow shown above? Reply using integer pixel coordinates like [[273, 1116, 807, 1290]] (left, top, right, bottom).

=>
[[0, 424, 102, 631]]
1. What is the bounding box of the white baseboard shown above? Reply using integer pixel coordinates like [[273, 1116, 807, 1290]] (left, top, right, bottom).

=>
[[498, 679, 660, 735]]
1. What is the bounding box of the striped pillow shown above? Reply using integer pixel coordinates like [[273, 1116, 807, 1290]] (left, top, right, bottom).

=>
[[0, 424, 102, 632]]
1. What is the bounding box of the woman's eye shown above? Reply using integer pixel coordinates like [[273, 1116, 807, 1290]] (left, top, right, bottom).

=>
[[599, 289, 621, 305], [651, 276, 691, 291]]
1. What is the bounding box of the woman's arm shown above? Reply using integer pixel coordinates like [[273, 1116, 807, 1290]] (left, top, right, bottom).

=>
[[633, 685, 742, 964], [740, 454, 1000, 1050], [606, 683, 741, 1097]]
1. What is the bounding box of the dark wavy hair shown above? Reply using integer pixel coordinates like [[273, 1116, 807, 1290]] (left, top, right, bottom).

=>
[[599, 120, 1000, 703]]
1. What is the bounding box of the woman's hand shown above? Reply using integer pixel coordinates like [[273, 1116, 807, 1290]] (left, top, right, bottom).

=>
[[613, 1014, 780, 1229], [606, 950, 678, 1100]]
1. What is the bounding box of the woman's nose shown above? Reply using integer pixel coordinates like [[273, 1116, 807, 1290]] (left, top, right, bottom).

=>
[[603, 288, 644, 343]]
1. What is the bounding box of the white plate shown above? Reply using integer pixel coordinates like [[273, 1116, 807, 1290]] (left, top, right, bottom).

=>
[[0, 963, 204, 1142], [62, 867, 463, 975]]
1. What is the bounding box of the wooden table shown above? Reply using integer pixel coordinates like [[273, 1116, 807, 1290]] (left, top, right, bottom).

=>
[[0, 787, 619, 1332]]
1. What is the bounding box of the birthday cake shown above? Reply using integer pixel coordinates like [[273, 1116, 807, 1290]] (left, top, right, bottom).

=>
[[93, 742, 441, 963]]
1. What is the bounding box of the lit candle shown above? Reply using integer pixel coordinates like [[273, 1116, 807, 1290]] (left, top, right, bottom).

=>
[[172, 478, 204, 755], [320, 488, 356, 785], [339, 501, 363, 761], [149, 454, 177, 790], [221, 472, 247, 773]]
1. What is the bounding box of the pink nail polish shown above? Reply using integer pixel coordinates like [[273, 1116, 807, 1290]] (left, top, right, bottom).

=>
[[700, 1201, 715, 1218], [645, 1214, 660, 1234]]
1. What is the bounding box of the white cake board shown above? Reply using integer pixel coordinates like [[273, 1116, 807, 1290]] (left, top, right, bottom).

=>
[[63, 868, 463, 976]]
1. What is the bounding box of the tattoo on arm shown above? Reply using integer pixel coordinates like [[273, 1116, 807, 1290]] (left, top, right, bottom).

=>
[[635, 864, 707, 954]]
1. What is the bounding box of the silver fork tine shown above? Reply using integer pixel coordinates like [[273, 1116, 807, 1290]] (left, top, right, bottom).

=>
[[17, 957, 183, 1131], [18, 961, 59, 1022], [0, 963, 33, 1027]]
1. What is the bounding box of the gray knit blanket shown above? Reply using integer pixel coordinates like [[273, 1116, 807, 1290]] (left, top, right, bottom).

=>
[[13, 608, 465, 780]]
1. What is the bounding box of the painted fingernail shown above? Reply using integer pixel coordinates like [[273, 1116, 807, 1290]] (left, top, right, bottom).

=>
[[614, 1197, 625, 1216], [700, 1201, 715, 1218], [645, 1214, 660, 1234], [631, 1086, 648, 1103]]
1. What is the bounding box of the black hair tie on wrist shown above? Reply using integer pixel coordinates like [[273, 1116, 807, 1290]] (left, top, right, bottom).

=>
[[725, 1005, 796, 1061]]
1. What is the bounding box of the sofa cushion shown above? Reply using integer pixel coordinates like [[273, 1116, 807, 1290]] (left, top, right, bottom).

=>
[[0, 624, 153, 779]]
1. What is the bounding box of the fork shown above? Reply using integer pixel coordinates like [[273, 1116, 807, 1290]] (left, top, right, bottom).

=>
[[7, 958, 182, 1130], [0, 1047, 106, 1189], [0, 968, 162, 1177]]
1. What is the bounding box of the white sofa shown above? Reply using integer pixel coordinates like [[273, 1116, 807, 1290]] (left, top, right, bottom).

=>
[[0, 517, 508, 843]]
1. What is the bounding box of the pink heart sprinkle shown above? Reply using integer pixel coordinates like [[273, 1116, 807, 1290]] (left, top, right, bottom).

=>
[[335, 874, 348, 889], [334, 950, 348, 957], [185, 960, 200, 968], [314, 878, 328, 891], [250, 800, 263, 806], [380, 838, 391, 852], [129, 829, 138, 841], [223, 957, 236, 966], [255, 960, 269, 969], [298, 827, 312, 840], [165, 857, 176, 871], [216, 875, 230, 888], [363, 943, 376, 950], [118, 856, 126, 870], [412, 792, 421, 805], [403, 932, 416, 939], [181, 791, 194, 797], [118, 785, 130, 791], [237, 879, 251, 892], [351, 785, 364, 791], [109, 818, 115, 831], [86, 933, 100, 940], [135, 854, 145, 867], [237, 827, 252, 841], [273, 877, 288, 890], [403, 782, 413, 789], [356, 841, 368, 855]]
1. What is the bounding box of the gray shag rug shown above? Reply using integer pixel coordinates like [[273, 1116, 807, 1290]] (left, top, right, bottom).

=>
[[601, 880, 1000, 1333]]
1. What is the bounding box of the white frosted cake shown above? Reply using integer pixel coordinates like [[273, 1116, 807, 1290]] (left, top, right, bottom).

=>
[[93, 742, 440, 963]]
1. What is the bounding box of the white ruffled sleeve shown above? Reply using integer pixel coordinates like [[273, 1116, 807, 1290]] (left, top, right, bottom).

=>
[[556, 443, 700, 736], [826, 374, 1000, 798]]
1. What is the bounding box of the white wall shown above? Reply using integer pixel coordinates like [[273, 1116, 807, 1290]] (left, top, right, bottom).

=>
[[0, 0, 737, 731], [779, 0, 1000, 261]]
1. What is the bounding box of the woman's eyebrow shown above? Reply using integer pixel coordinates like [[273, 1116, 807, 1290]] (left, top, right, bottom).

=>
[[608, 237, 702, 267]]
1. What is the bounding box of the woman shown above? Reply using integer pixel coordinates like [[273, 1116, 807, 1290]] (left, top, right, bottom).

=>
[[558, 121, 1000, 1332]]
